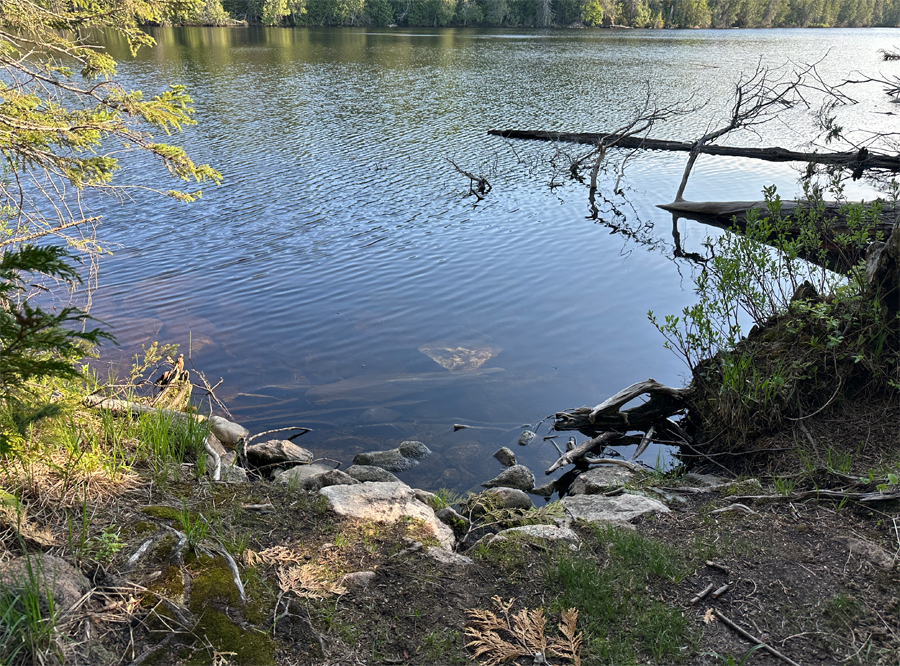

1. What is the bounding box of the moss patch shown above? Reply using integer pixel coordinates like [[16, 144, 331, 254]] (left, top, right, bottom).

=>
[[141, 505, 181, 522]]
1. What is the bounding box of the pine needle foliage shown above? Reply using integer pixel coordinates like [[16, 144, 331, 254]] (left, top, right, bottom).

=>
[[0, 0, 221, 246], [465, 596, 582, 666]]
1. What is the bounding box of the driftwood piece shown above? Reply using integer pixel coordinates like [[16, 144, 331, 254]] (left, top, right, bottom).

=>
[[545, 432, 617, 474], [555, 379, 691, 437], [488, 129, 900, 173]]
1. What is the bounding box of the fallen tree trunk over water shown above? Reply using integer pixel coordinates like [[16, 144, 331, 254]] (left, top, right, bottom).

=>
[[488, 129, 900, 173], [657, 199, 899, 231]]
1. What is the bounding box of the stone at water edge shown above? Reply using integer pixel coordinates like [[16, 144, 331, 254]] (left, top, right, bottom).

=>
[[318, 481, 454, 550], [345, 464, 401, 483], [352, 441, 432, 472], [435, 507, 470, 539], [208, 416, 249, 447], [560, 493, 670, 525], [482, 464, 535, 492], [464, 487, 533, 516], [205, 451, 249, 484], [493, 447, 517, 467], [277, 464, 358, 491], [246, 439, 314, 468], [568, 466, 635, 495]]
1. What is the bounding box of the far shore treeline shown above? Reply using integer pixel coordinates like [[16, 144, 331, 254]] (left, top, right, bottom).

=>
[[167, 0, 900, 29]]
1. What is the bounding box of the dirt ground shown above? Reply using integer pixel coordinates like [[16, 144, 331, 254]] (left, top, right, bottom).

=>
[[3, 395, 899, 666]]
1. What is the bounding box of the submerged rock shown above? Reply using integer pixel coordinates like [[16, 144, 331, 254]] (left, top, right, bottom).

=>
[[517, 430, 536, 446], [482, 464, 535, 492], [493, 447, 517, 467], [352, 440, 431, 472]]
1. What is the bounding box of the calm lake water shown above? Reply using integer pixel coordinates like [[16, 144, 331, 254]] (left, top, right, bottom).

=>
[[87, 27, 895, 492]]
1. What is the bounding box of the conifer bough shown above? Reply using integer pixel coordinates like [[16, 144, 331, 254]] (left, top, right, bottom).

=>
[[0, 0, 221, 246]]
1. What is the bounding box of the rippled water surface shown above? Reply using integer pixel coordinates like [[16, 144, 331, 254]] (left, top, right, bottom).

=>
[[89, 27, 895, 491]]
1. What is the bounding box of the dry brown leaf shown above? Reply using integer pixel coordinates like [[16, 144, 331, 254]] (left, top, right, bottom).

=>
[[703, 608, 716, 624], [243, 545, 304, 568], [276, 564, 347, 598], [548, 608, 582, 666], [466, 599, 582, 665]]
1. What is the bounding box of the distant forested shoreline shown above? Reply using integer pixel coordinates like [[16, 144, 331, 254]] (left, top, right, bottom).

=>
[[161, 0, 900, 29]]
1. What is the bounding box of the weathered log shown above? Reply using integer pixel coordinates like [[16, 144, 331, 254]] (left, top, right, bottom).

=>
[[488, 129, 900, 172], [555, 379, 692, 437]]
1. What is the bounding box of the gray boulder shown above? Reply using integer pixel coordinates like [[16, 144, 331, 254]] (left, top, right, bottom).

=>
[[0, 554, 89, 613], [352, 440, 431, 472], [465, 487, 533, 516], [568, 466, 635, 495], [517, 430, 536, 446], [560, 493, 670, 525], [246, 439, 314, 469], [493, 447, 517, 467], [482, 464, 535, 491], [345, 464, 400, 483], [319, 482, 454, 550]]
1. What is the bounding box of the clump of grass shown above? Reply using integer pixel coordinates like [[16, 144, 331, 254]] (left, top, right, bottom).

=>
[[135, 410, 209, 485], [545, 524, 695, 663]]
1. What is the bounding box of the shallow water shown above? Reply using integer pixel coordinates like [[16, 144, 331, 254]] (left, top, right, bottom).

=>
[[85, 27, 893, 492]]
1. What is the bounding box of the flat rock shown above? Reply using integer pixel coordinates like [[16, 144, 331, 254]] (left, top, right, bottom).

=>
[[425, 546, 474, 567], [560, 494, 670, 525], [352, 441, 431, 472], [246, 439, 314, 469], [345, 465, 400, 483], [493, 447, 517, 467], [492, 524, 581, 545], [482, 464, 535, 491], [568, 466, 635, 495], [684, 472, 729, 488], [358, 406, 401, 423], [319, 482, 454, 550], [0, 554, 89, 612], [834, 536, 895, 570]]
